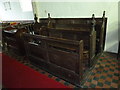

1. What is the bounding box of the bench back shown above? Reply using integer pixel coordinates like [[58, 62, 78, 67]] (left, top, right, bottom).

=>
[[39, 11, 107, 53]]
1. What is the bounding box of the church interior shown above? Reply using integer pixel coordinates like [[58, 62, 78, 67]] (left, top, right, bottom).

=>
[[0, 0, 120, 88]]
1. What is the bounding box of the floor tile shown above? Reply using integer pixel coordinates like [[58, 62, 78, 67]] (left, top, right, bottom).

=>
[[97, 82, 104, 87]]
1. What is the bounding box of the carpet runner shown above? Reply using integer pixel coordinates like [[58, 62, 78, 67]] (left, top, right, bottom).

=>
[[2, 53, 71, 88]]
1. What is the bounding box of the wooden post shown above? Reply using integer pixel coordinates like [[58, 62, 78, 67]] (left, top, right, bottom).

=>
[[100, 11, 105, 52], [47, 13, 52, 28], [89, 14, 96, 66], [78, 40, 83, 81], [34, 14, 38, 23], [103, 11, 105, 19], [117, 41, 120, 59], [91, 14, 96, 30]]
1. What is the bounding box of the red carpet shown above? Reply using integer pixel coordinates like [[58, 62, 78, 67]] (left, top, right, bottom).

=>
[[2, 53, 71, 88]]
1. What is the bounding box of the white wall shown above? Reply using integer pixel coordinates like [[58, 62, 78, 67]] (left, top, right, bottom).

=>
[[34, 2, 119, 53], [0, 0, 34, 21], [119, 1, 120, 41]]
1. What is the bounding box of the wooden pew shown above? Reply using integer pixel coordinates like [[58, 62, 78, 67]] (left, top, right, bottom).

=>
[[23, 33, 84, 86], [35, 11, 107, 66], [39, 11, 107, 56], [37, 14, 96, 67], [22, 12, 107, 86]]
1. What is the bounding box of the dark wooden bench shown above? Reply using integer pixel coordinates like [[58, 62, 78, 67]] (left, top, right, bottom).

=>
[[41, 22, 96, 67], [26, 16, 96, 67], [22, 12, 107, 86], [34, 11, 107, 66], [23, 33, 84, 86], [39, 11, 107, 55], [33, 14, 97, 66]]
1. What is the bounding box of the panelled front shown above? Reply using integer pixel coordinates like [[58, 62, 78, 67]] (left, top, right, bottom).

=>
[[23, 33, 83, 85]]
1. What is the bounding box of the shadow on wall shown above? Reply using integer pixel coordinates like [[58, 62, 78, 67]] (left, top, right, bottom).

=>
[[105, 24, 118, 52], [118, 1, 120, 41], [106, 42, 118, 53]]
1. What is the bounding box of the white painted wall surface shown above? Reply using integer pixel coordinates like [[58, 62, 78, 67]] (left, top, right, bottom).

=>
[[118, 1, 120, 41], [34, 2, 119, 53], [0, 0, 34, 21]]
